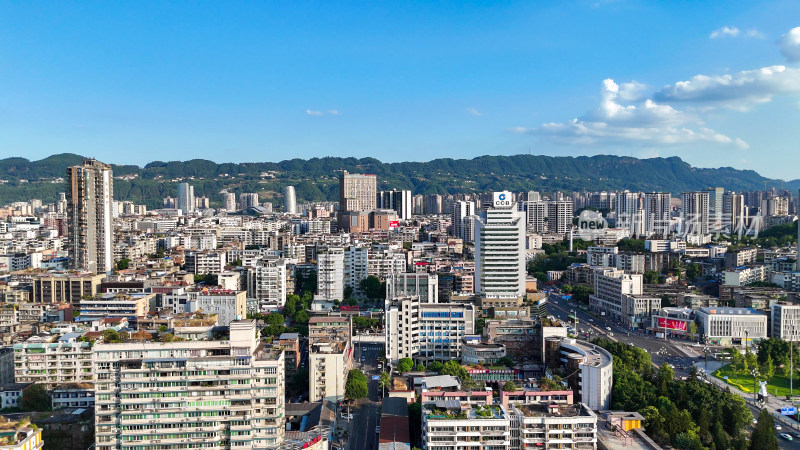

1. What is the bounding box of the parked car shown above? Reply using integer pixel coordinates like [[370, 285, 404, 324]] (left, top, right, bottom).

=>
[[775, 424, 783, 431], [376, 426, 381, 434]]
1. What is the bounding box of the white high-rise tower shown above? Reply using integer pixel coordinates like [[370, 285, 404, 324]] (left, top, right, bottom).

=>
[[284, 185, 297, 214], [474, 191, 526, 299], [177, 182, 195, 214]]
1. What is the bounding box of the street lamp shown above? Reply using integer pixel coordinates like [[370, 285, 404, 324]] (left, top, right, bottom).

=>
[[744, 329, 749, 353], [791, 325, 796, 396], [751, 368, 759, 406], [703, 346, 711, 373]]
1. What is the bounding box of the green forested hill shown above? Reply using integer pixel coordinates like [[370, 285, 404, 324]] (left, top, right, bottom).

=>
[[0, 153, 795, 209]]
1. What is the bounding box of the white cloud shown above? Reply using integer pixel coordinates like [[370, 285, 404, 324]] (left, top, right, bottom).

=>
[[516, 78, 746, 149], [653, 65, 800, 108], [306, 109, 324, 116], [710, 26, 740, 39], [616, 81, 648, 102], [466, 107, 483, 117], [710, 26, 763, 39], [778, 27, 800, 62], [328, 110, 340, 115]]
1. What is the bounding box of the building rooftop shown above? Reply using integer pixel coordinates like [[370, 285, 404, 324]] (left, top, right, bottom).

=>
[[698, 307, 765, 316], [512, 402, 595, 418]]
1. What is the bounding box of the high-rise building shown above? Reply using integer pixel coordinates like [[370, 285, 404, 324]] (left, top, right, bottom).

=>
[[723, 192, 748, 232], [474, 191, 526, 299], [519, 200, 547, 233], [377, 189, 412, 220], [385, 297, 474, 363], [284, 185, 297, 215], [547, 200, 573, 235], [93, 320, 286, 450], [615, 191, 643, 236], [339, 171, 377, 212], [177, 182, 195, 214], [451, 200, 475, 240], [681, 191, 710, 236], [315, 247, 345, 301], [240, 193, 260, 209], [66, 159, 114, 274], [644, 192, 671, 237], [705, 187, 724, 233], [224, 192, 236, 211]]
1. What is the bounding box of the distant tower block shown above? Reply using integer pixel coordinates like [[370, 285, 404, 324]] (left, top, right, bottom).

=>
[[284, 186, 297, 214]]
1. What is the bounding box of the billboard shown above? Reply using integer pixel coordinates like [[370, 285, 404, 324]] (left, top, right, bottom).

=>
[[389, 220, 399, 228], [492, 191, 514, 209], [657, 317, 687, 331]]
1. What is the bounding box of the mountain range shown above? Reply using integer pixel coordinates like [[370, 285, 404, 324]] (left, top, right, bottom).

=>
[[0, 153, 796, 210]]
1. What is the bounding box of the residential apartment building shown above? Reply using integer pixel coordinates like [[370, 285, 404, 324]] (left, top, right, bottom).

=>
[[177, 182, 195, 214], [451, 201, 475, 241], [93, 320, 286, 450], [422, 401, 511, 450], [509, 402, 597, 450], [14, 333, 93, 390], [31, 272, 105, 304], [308, 316, 352, 403], [315, 247, 345, 301], [77, 293, 153, 320], [589, 269, 643, 321], [547, 200, 574, 235], [644, 193, 671, 237], [66, 158, 114, 274], [245, 258, 288, 310], [681, 191, 710, 236], [184, 251, 227, 275], [544, 337, 613, 411], [378, 189, 412, 220]]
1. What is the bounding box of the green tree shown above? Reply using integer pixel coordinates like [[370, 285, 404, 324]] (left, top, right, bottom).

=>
[[265, 313, 285, 326], [688, 322, 698, 341], [643, 270, 660, 285], [762, 354, 775, 380], [440, 360, 469, 381], [102, 329, 123, 343], [344, 285, 354, 299], [345, 369, 369, 401], [378, 372, 391, 395], [749, 408, 779, 450], [502, 380, 519, 391], [686, 263, 702, 280], [538, 377, 560, 391], [293, 309, 310, 325], [428, 361, 443, 372], [475, 317, 486, 335], [397, 358, 414, 373], [497, 356, 515, 368], [414, 363, 425, 372], [21, 384, 51, 411], [115, 258, 130, 270], [360, 276, 385, 299]]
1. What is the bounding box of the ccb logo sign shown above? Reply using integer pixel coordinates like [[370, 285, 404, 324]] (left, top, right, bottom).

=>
[[577, 210, 607, 240], [493, 191, 513, 209]]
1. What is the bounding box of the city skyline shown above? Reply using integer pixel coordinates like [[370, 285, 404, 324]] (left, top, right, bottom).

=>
[[1, 3, 799, 178]]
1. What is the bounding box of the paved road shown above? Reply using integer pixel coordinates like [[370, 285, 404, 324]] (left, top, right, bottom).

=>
[[546, 292, 800, 448], [347, 341, 384, 450]]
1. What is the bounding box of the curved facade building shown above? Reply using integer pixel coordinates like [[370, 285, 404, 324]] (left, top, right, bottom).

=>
[[284, 185, 297, 214]]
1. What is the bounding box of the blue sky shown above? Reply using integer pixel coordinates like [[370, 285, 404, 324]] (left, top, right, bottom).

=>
[[1, 1, 800, 179]]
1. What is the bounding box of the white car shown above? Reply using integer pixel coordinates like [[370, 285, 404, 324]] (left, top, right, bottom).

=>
[[776, 424, 783, 431], [606, 327, 612, 331], [340, 413, 353, 420], [376, 426, 381, 434]]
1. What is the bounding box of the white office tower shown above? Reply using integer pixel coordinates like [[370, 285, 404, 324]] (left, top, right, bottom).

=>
[[284, 185, 297, 214], [66, 159, 114, 274], [451, 200, 475, 240], [681, 191, 710, 236], [344, 246, 369, 290], [378, 189, 413, 220], [520, 200, 547, 233], [93, 320, 286, 450], [527, 190, 541, 202], [177, 182, 195, 214], [644, 192, 671, 237], [315, 247, 345, 301], [547, 200, 574, 235], [723, 192, 748, 232], [474, 191, 527, 299], [224, 192, 237, 211]]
